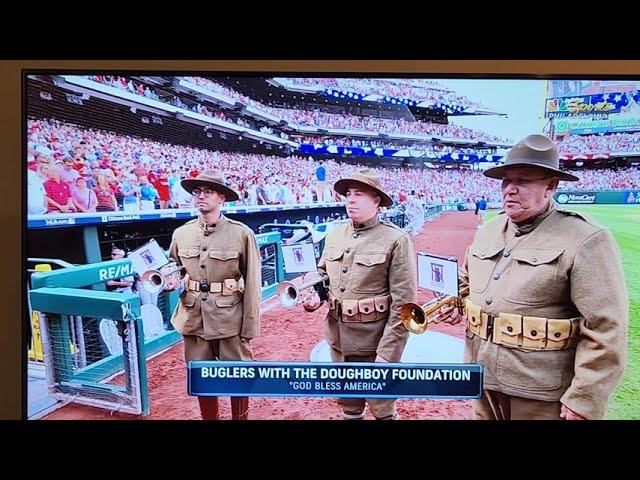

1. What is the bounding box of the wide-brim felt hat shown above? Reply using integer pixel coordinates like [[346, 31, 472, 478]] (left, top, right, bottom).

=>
[[334, 169, 393, 207], [181, 170, 240, 201], [484, 134, 579, 182]]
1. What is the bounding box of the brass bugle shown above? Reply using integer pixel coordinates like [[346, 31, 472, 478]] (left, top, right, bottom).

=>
[[400, 285, 470, 334], [140, 262, 182, 295], [277, 274, 329, 308]]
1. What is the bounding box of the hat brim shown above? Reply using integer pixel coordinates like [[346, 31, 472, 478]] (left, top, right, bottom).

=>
[[483, 162, 579, 182], [334, 179, 393, 207], [181, 179, 240, 202]]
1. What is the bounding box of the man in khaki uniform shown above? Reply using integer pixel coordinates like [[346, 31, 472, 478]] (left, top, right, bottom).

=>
[[164, 170, 261, 420], [302, 170, 417, 420], [445, 134, 628, 420]]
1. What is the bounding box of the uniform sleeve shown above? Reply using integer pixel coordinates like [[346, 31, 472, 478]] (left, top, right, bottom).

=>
[[459, 246, 470, 289], [167, 231, 188, 294], [240, 230, 262, 339], [377, 233, 418, 362], [169, 232, 180, 265], [317, 240, 328, 279], [560, 228, 628, 419], [168, 232, 187, 280]]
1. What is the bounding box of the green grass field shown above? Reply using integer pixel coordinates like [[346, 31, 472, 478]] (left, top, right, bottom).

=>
[[488, 205, 639, 419]]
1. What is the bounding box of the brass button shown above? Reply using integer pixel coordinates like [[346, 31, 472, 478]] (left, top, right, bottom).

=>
[[485, 297, 492, 305], [493, 273, 500, 280], [340, 287, 345, 292], [352, 233, 358, 238], [503, 251, 510, 258], [200, 265, 206, 269], [554, 332, 561, 338], [345, 248, 351, 254], [342, 267, 348, 273], [531, 330, 537, 337], [363, 308, 369, 312], [202, 247, 207, 251], [507, 326, 513, 332]]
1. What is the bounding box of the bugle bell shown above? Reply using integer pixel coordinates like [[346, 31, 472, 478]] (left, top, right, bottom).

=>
[[400, 286, 470, 334], [277, 273, 329, 308], [140, 261, 182, 295]]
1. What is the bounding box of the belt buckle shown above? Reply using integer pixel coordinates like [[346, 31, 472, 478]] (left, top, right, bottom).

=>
[[200, 281, 210, 293]]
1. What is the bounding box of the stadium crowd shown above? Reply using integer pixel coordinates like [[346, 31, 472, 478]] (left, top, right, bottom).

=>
[[27, 119, 501, 214], [184, 77, 509, 143], [279, 77, 489, 110], [27, 119, 640, 216], [557, 132, 640, 156]]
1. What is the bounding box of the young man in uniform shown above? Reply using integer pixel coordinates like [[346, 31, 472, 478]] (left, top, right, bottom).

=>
[[164, 170, 261, 420], [302, 170, 418, 420]]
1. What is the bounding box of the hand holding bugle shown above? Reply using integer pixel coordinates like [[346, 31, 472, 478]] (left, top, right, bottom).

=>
[[400, 285, 470, 334], [277, 273, 329, 308]]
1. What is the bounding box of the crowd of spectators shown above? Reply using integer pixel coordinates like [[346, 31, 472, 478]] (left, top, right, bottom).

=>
[[27, 119, 639, 216]]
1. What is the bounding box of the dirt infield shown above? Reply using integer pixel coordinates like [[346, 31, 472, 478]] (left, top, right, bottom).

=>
[[44, 211, 480, 420]]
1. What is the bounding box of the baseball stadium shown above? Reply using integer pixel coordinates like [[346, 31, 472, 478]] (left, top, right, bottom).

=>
[[26, 74, 639, 420]]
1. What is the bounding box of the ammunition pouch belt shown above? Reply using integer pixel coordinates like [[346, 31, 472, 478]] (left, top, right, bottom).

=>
[[328, 293, 391, 323], [465, 298, 580, 351], [186, 277, 245, 296]]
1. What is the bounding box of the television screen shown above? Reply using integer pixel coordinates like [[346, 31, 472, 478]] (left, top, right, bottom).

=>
[[25, 72, 639, 421]]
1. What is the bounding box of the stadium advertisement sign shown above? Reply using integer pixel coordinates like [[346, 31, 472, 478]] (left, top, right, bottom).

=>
[[624, 191, 640, 204], [555, 191, 640, 204], [545, 94, 626, 118], [555, 192, 597, 204], [554, 116, 640, 135]]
